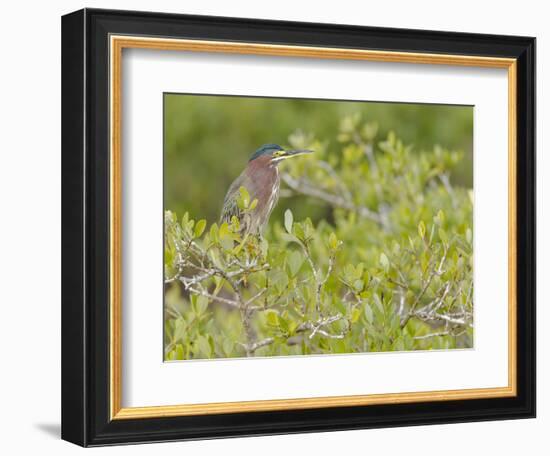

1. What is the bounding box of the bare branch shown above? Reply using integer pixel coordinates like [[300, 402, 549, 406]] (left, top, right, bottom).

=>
[[244, 288, 268, 307], [185, 285, 239, 308], [293, 314, 344, 340], [243, 337, 275, 353], [413, 329, 467, 340], [439, 172, 457, 208], [314, 329, 345, 339], [281, 173, 389, 228], [401, 245, 449, 328], [316, 160, 353, 203], [414, 310, 473, 328]]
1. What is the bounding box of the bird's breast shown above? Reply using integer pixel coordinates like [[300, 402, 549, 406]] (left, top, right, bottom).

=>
[[245, 161, 280, 204], [243, 160, 280, 229]]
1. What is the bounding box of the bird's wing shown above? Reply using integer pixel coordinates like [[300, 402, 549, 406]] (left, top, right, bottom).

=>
[[221, 190, 241, 224], [220, 171, 251, 224]]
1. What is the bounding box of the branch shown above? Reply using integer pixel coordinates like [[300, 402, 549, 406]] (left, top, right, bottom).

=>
[[243, 337, 275, 353], [413, 310, 473, 328], [170, 237, 270, 357], [295, 239, 322, 314], [281, 173, 389, 229], [401, 245, 449, 328], [413, 329, 467, 340], [185, 284, 239, 308], [294, 314, 345, 339], [244, 288, 268, 308], [315, 160, 353, 203], [438, 173, 457, 208]]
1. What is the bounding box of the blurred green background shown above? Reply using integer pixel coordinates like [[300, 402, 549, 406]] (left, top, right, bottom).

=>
[[164, 94, 472, 223]]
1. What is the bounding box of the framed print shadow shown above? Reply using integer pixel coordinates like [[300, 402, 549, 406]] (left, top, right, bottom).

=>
[[61, 8, 536, 447]]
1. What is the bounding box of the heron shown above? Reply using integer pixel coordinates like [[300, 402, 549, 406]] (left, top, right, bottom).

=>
[[220, 144, 312, 234]]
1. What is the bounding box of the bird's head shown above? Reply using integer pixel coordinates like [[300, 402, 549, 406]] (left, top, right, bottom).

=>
[[249, 143, 313, 164]]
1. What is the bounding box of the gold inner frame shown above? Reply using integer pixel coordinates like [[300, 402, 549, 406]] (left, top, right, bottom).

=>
[[109, 35, 518, 420]]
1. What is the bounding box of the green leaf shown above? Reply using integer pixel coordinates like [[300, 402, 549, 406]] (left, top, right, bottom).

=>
[[238, 186, 250, 209], [194, 219, 207, 238], [196, 295, 209, 315], [303, 218, 314, 239], [213, 276, 224, 295], [218, 222, 234, 250], [272, 271, 289, 294], [230, 216, 240, 232], [249, 198, 258, 211], [284, 209, 293, 234], [379, 252, 390, 272], [287, 250, 303, 277], [209, 223, 219, 243], [223, 338, 234, 356], [343, 264, 355, 283], [219, 222, 230, 239], [173, 318, 186, 342], [181, 212, 188, 226], [328, 232, 338, 250], [266, 310, 279, 327], [418, 221, 426, 239], [353, 279, 364, 292], [278, 315, 290, 334], [164, 248, 174, 267], [364, 303, 374, 324], [351, 307, 362, 323], [196, 335, 212, 358], [293, 222, 305, 240], [434, 210, 445, 227], [361, 122, 378, 141], [373, 293, 384, 317], [392, 337, 405, 351]]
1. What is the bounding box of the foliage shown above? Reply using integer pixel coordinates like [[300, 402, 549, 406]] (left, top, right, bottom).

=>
[[164, 116, 473, 360], [164, 95, 473, 224]]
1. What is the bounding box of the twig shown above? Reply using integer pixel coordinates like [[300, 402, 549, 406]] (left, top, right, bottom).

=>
[[281, 173, 389, 229], [401, 245, 449, 328], [297, 241, 322, 313], [413, 329, 467, 340], [414, 311, 473, 328], [361, 141, 385, 200], [244, 288, 268, 307], [428, 281, 452, 316], [397, 290, 406, 319], [293, 314, 344, 339], [363, 143, 378, 173], [314, 329, 345, 339], [439, 173, 457, 208], [243, 337, 275, 353], [316, 160, 353, 203], [185, 285, 239, 308]]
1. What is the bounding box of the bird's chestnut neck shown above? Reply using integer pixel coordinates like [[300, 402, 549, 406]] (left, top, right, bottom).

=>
[[246, 154, 279, 180]]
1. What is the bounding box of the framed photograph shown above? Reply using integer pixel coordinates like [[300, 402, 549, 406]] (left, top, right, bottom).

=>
[[61, 8, 535, 447]]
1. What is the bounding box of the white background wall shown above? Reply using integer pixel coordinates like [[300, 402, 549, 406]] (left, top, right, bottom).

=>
[[0, 0, 545, 454]]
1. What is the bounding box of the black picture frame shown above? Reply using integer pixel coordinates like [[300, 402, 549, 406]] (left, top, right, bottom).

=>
[[62, 8, 536, 447]]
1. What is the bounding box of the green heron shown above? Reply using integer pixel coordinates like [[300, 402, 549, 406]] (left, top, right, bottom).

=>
[[220, 144, 312, 234]]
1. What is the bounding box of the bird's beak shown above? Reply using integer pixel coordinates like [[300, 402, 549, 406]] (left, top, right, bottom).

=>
[[281, 149, 313, 159]]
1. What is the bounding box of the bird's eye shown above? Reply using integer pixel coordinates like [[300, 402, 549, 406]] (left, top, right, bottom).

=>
[[273, 150, 284, 157]]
